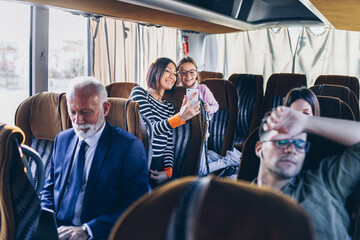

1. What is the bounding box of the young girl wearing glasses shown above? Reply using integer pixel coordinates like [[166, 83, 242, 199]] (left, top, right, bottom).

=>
[[177, 56, 219, 118]]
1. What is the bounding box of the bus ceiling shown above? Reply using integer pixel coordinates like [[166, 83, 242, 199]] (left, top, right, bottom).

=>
[[15, 0, 360, 33]]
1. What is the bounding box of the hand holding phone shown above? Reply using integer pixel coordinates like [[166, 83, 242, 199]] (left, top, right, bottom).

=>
[[186, 88, 199, 106]]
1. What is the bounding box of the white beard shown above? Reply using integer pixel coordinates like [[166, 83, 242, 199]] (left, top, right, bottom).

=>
[[72, 110, 105, 139]]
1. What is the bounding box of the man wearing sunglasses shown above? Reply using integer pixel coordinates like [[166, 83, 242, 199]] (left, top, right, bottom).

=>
[[255, 106, 360, 240]]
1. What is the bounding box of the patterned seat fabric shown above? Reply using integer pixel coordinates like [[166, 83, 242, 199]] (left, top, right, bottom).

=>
[[139, 114, 153, 169], [229, 74, 263, 145], [164, 87, 204, 177], [202, 79, 238, 156], [0, 124, 41, 240]]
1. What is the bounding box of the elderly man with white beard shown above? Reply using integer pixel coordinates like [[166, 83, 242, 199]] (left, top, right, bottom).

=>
[[41, 77, 149, 240]]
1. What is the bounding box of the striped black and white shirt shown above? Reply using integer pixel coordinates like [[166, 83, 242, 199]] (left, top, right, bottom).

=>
[[130, 86, 175, 169]]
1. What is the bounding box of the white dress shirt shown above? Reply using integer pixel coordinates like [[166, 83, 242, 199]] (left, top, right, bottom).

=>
[[70, 123, 106, 236]]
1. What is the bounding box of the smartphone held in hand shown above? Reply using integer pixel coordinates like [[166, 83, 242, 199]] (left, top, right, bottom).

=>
[[186, 88, 199, 106]]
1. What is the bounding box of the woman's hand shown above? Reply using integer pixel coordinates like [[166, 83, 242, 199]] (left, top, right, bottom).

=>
[[178, 94, 201, 121], [150, 170, 169, 184], [204, 103, 210, 112]]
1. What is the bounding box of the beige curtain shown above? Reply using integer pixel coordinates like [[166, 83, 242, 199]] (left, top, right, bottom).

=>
[[203, 27, 360, 88], [203, 28, 293, 87], [90, 17, 178, 87], [294, 27, 360, 86]]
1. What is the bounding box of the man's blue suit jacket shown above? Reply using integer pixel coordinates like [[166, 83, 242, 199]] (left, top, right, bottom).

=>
[[41, 121, 149, 239]]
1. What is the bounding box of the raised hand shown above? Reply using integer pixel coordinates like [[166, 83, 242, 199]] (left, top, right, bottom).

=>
[[263, 106, 308, 139], [178, 93, 201, 122]]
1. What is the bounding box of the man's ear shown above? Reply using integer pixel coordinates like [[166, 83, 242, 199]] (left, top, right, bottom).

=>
[[103, 102, 111, 117], [255, 141, 263, 158]]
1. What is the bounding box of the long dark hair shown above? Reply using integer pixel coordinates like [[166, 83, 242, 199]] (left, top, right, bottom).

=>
[[283, 87, 320, 116], [146, 57, 176, 91]]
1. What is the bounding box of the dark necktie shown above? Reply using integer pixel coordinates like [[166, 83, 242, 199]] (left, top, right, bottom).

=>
[[57, 140, 87, 225]]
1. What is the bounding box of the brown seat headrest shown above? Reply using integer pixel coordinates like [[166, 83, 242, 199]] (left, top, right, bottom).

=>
[[268, 73, 307, 96], [106, 98, 142, 140], [198, 71, 223, 82], [110, 176, 315, 240], [30, 92, 64, 141], [106, 82, 139, 98]]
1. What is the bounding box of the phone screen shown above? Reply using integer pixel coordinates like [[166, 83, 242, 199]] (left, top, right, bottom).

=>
[[186, 88, 199, 106]]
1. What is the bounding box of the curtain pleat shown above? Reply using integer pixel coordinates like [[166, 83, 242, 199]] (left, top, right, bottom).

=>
[[90, 17, 178, 87]]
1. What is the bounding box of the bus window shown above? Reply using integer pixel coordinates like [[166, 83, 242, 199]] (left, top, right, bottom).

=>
[[0, 1, 30, 125], [48, 9, 88, 93]]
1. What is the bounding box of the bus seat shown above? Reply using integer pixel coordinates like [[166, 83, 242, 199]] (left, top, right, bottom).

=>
[[310, 84, 359, 121], [303, 95, 354, 171], [314, 75, 359, 100], [109, 176, 315, 240], [164, 86, 204, 177], [237, 127, 260, 182], [198, 71, 223, 83], [15, 92, 68, 190], [106, 97, 155, 165], [106, 82, 139, 98], [0, 124, 41, 240], [106, 97, 142, 139], [257, 73, 307, 129], [202, 78, 238, 156], [228, 74, 263, 147]]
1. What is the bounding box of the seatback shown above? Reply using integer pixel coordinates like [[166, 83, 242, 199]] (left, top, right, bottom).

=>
[[237, 127, 260, 181], [106, 97, 154, 166], [15, 92, 69, 189], [198, 71, 223, 83], [257, 73, 307, 129], [106, 97, 142, 139], [310, 84, 359, 121], [228, 74, 263, 145], [109, 176, 316, 240], [303, 96, 354, 170], [0, 124, 41, 240], [202, 79, 238, 156], [106, 82, 139, 98], [163, 87, 204, 177], [315, 75, 359, 100]]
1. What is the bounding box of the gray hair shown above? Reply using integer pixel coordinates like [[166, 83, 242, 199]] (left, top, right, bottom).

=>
[[66, 77, 108, 106]]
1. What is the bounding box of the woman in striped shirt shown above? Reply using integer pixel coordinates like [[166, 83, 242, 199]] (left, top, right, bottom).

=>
[[130, 57, 200, 187]]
